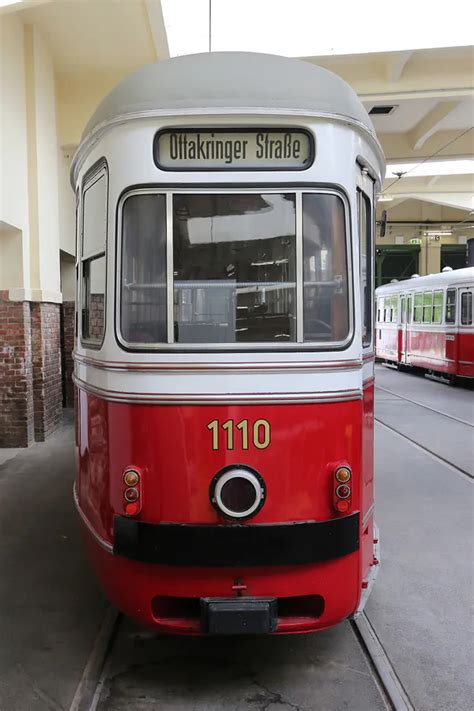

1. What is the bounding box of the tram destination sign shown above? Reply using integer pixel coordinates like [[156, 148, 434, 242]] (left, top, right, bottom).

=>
[[154, 128, 314, 171]]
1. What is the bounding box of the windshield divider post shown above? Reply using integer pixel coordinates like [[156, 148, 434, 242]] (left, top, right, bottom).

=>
[[296, 191, 304, 343], [166, 192, 174, 343]]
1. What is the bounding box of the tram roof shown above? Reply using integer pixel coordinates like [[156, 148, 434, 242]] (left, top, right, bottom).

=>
[[74, 52, 382, 181], [376, 267, 474, 294]]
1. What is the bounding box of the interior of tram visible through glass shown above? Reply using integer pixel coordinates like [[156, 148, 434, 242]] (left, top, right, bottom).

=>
[[120, 191, 349, 346]]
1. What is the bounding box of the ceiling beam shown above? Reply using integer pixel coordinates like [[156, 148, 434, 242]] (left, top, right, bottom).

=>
[[384, 50, 414, 83], [0, 0, 52, 13], [360, 88, 473, 102], [408, 100, 462, 150], [144, 0, 170, 61], [377, 197, 410, 213], [381, 192, 474, 212]]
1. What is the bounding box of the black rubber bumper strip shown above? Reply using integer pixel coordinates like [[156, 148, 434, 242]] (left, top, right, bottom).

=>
[[113, 513, 359, 567]]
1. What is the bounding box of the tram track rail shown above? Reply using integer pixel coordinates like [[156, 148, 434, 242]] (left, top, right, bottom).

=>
[[69, 605, 411, 711], [351, 613, 414, 711], [376, 384, 474, 428], [68, 607, 121, 711], [375, 417, 473, 481]]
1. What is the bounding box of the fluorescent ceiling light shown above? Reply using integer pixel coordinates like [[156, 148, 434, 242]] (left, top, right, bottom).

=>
[[161, 0, 473, 58], [377, 196, 393, 202], [386, 159, 474, 179]]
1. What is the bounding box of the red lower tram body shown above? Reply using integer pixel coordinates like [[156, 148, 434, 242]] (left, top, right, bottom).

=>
[[75, 386, 376, 634], [376, 326, 474, 378]]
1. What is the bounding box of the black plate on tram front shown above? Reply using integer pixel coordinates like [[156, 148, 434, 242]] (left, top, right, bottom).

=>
[[200, 597, 277, 635]]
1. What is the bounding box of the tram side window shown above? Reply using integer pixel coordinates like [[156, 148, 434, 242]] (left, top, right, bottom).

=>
[[303, 194, 349, 342], [358, 190, 372, 346], [432, 290, 443, 324], [422, 292, 432, 323], [413, 293, 422, 323], [461, 292, 473, 325], [377, 297, 383, 323], [445, 289, 456, 324], [407, 294, 412, 323], [81, 170, 107, 345], [121, 194, 167, 344], [390, 296, 398, 323]]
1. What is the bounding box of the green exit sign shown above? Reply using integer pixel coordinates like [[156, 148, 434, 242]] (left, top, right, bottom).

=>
[[410, 239, 422, 245]]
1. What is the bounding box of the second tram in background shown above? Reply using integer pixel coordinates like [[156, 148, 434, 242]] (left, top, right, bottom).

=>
[[376, 267, 474, 382]]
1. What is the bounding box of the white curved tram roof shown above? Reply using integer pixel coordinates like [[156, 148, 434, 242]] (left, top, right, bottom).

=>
[[72, 52, 384, 184], [376, 267, 474, 294]]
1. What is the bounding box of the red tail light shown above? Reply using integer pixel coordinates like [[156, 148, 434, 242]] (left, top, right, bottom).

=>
[[123, 468, 142, 516], [333, 465, 352, 514]]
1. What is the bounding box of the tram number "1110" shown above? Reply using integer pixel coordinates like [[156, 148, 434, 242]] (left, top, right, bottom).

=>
[[207, 419, 271, 451]]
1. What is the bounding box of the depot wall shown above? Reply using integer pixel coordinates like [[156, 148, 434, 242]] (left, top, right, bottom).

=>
[[0, 14, 73, 447]]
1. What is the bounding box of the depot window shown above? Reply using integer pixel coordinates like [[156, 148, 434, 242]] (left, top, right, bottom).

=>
[[119, 190, 350, 349]]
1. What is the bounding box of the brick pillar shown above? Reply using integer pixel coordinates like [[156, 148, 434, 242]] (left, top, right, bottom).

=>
[[0, 292, 34, 447], [30, 302, 63, 441], [61, 301, 75, 407]]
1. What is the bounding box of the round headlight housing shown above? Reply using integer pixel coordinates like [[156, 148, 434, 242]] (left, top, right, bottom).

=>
[[210, 466, 266, 520]]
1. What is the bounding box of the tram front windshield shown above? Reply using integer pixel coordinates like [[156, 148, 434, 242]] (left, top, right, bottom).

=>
[[121, 192, 349, 346]]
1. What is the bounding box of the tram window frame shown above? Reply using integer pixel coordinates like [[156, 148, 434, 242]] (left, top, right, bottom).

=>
[[432, 290, 443, 324], [117, 187, 353, 352], [413, 292, 422, 323], [357, 189, 372, 347], [407, 294, 412, 323], [377, 297, 382, 323], [445, 288, 456, 324], [400, 295, 406, 324], [422, 291, 432, 323], [391, 295, 398, 323], [461, 291, 472, 325], [80, 160, 108, 349]]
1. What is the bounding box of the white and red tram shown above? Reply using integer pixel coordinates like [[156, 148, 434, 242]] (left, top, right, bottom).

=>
[[71, 52, 385, 634], [376, 268, 474, 381]]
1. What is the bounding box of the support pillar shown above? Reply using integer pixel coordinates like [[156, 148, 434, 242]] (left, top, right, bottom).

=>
[[0, 291, 34, 447], [30, 301, 62, 441]]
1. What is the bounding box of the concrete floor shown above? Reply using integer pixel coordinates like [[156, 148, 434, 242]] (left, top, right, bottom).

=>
[[0, 368, 472, 710], [0, 412, 106, 711]]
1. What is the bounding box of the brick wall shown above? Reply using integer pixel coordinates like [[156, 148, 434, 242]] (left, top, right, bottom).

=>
[[61, 301, 75, 407], [0, 291, 34, 447], [89, 293, 104, 341], [31, 302, 63, 441]]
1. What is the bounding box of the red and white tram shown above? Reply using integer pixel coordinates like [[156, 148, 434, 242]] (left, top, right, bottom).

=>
[[72, 52, 384, 634], [376, 268, 474, 381]]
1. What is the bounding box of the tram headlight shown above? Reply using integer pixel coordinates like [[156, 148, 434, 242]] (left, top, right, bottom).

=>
[[210, 466, 266, 520]]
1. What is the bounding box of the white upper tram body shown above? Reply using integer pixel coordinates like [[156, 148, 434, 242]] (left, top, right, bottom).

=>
[[71, 53, 385, 404]]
